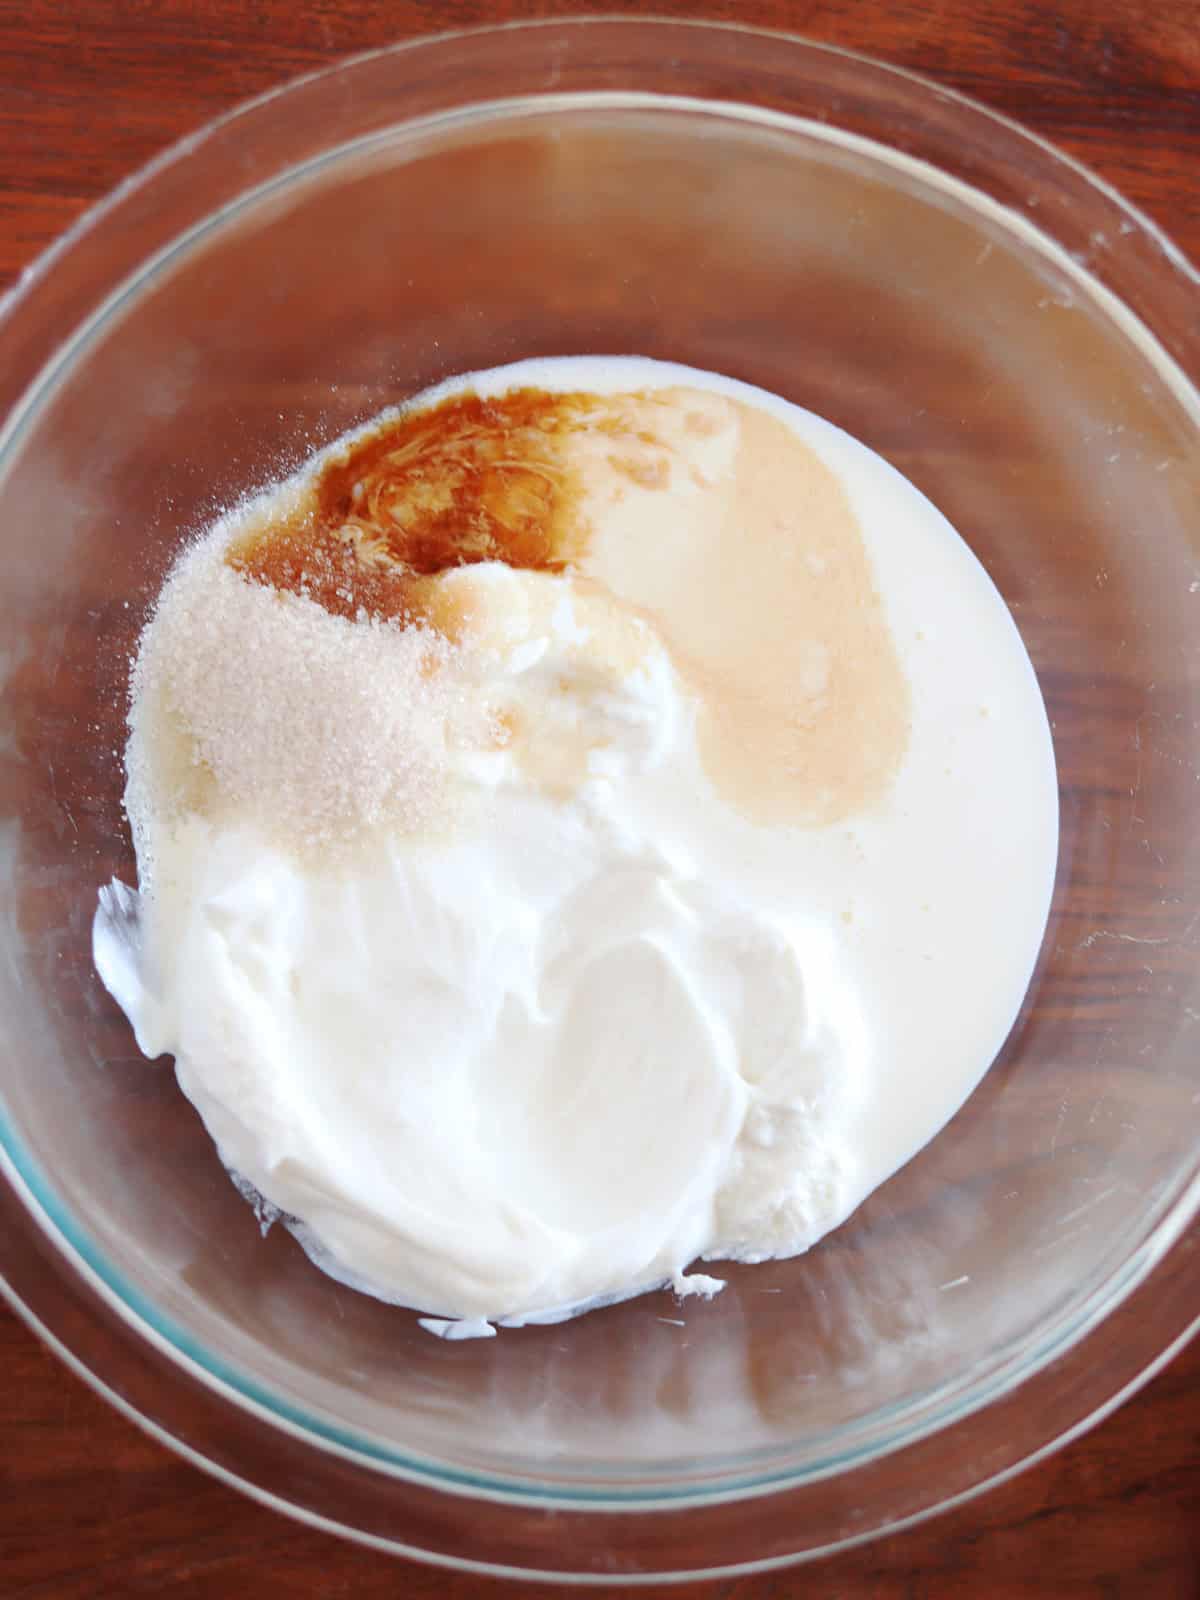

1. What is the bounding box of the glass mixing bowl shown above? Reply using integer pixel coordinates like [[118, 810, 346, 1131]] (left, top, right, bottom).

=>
[[2, 18, 1199, 1583]]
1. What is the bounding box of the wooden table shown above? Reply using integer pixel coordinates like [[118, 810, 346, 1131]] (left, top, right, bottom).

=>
[[2, 2, 1198, 1594]]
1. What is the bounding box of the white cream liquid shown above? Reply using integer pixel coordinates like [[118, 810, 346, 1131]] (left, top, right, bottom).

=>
[[94, 357, 1058, 1336]]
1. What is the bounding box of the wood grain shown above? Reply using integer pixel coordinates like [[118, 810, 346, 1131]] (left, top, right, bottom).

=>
[[2, 2, 1200, 1596]]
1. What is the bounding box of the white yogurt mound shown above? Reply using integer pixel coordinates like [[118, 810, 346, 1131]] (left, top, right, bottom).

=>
[[94, 356, 1059, 1337]]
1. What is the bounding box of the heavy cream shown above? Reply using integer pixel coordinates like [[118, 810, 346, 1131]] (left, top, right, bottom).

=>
[[94, 357, 1058, 1335]]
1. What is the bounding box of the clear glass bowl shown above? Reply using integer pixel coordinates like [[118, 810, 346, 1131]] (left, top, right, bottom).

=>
[[2, 18, 1199, 1583]]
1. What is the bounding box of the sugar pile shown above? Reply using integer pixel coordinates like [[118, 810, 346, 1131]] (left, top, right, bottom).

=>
[[126, 526, 468, 862]]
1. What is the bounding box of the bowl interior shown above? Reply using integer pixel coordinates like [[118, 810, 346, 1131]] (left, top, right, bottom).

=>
[[2, 59, 1200, 1515]]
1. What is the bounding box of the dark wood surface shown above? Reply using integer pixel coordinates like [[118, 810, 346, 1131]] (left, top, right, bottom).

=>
[[2, 2, 1199, 1595]]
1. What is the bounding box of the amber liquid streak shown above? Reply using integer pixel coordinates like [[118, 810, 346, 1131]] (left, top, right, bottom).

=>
[[228, 389, 624, 623], [228, 384, 911, 829]]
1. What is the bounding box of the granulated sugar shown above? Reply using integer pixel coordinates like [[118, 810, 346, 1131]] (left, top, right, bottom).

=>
[[126, 527, 466, 857]]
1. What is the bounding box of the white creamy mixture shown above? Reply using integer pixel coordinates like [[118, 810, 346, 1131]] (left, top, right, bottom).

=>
[[94, 357, 1058, 1336]]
